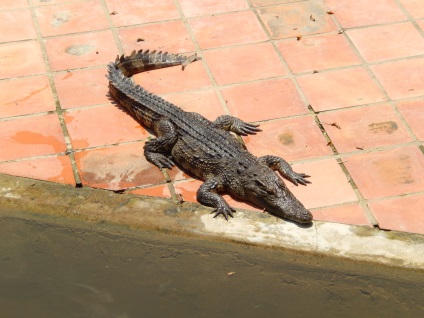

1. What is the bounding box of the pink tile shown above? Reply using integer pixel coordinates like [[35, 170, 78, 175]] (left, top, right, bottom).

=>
[[312, 203, 371, 226], [130, 184, 171, 199], [0, 10, 36, 42], [0, 0, 28, 9], [252, 0, 297, 6], [399, 0, 424, 19], [396, 99, 424, 140], [179, 0, 249, 17]]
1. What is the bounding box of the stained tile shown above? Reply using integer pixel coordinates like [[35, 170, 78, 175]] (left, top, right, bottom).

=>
[[297, 67, 387, 111], [204, 43, 287, 85], [74, 142, 165, 190], [325, 0, 407, 28], [418, 20, 424, 32], [35, 0, 109, 37], [368, 194, 424, 235], [311, 203, 371, 226], [347, 22, 424, 63], [0, 114, 66, 162], [0, 76, 55, 118], [0, 10, 36, 43], [398, 0, 424, 19], [277, 33, 361, 73], [105, 0, 180, 27], [189, 11, 267, 49], [0, 41, 45, 79], [118, 20, 195, 54], [258, 1, 337, 39], [371, 57, 424, 100], [130, 184, 171, 199], [64, 104, 149, 149], [252, 0, 297, 6], [220, 78, 308, 122], [54, 67, 110, 109], [44, 31, 117, 71], [396, 99, 424, 141], [318, 104, 413, 153], [243, 116, 332, 162], [179, 0, 249, 17], [0, 156, 75, 185], [344, 146, 424, 200]]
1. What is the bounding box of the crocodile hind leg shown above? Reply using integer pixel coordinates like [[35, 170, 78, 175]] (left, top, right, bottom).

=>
[[258, 155, 311, 186], [213, 115, 261, 136], [144, 117, 178, 169]]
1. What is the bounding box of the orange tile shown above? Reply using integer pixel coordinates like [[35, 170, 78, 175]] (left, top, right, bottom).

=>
[[344, 146, 424, 200], [368, 194, 424, 235], [318, 104, 413, 153], [297, 67, 387, 111], [118, 20, 195, 54], [64, 104, 149, 149], [0, 10, 36, 43], [277, 33, 361, 73], [54, 67, 110, 109], [396, 99, 424, 141], [258, 1, 337, 39], [0, 76, 55, 118], [105, 0, 180, 27], [204, 43, 287, 85], [220, 78, 308, 122], [371, 57, 424, 100], [173, 179, 202, 203], [418, 19, 424, 32], [244, 116, 332, 161], [312, 203, 371, 226], [325, 0, 407, 28], [32, 0, 81, 5], [130, 184, 171, 199], [189, 11, 267, 49], [44, 31, 118, 71], [0, 0, 28, 9], [74, 142, 166, 190], [0, 155, 75, 185], [179, 0, 249, 17], [398, 0, 424, 19], [0, 114, 66, 161], [133, 61, 211, 95], [35, 0, 109, 37], [0, 41, 45, 79], [252, 0, 296, 6], [347, 22, 424, 63]]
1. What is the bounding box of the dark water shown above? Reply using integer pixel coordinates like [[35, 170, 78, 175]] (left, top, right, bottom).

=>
[[0, 211, 423, 318]]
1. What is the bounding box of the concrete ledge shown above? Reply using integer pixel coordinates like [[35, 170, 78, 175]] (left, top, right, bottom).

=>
[[1, 174, 423, 270]]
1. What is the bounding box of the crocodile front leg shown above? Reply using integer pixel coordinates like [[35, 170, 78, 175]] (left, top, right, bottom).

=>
[[213, 115, 261, 136], [259, 155, 311, 186], [196, 177, 235, 220]]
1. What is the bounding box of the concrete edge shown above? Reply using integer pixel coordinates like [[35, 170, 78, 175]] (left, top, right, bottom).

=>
[[0, 173, 423, 270]]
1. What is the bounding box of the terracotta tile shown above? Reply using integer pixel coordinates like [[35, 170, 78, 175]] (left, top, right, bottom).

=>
[[179, 0, 249, 17], [44, 31, 118, 71], [344, 146, 424, 199], [0, 41, 46, 79], [105, 0, 180, 27], [252, 0, 297, 6], [220, 78, 308, 122], [74, 142, 166, 190], [277, 33, 361, 73], [0, 155, 75, 185], [118, 20, 195, 54], [130, 184, 171, 199], [258, 1, 338, 39], [418, 20, 424, 32], [398, 0, 424, 19], [371, 57, 424, 100], [64, 104, 149, 149], [0, 114, 66, 162], [133, 60, 211, 95], [243, 116, 332, 161], [396, 99, 424, 140], [189, 11, 267, 49], [0, 10, 36, 43], [223, 194, 264, 213], [54, 67, 109, 109], [368, 194, 424, 235], [35, 0, 109, 37], [297, 67, 387, 111], [173, 179, 202, 203], [318, 104, 413, 153], [325, 0, 407, 28], [32, 0, 81, 5], [204, 43, 287, 85], [288, 159, 358, 209], [164, 89, 225, 121], [0, 0, 28, 9], [312, 203, 371, 226], [0, 76, 55, 118]]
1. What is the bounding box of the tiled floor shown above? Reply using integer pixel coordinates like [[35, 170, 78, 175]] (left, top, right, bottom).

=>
[[1, 0, 423, 235]]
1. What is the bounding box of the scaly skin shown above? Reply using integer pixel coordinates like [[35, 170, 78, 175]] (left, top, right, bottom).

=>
[[107, 49, 312, 224]]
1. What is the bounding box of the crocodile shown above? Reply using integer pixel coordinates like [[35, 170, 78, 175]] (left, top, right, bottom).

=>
[[107, 49, 313, 224]]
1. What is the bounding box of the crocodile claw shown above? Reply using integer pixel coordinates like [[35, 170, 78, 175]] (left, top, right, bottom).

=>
[[289, 172, 311, 186], [212, 206, 236, 221], [236, 122, 262, 136]]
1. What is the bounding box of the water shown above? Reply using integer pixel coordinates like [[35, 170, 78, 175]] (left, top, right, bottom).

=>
[[0, 210, 423, 318]]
